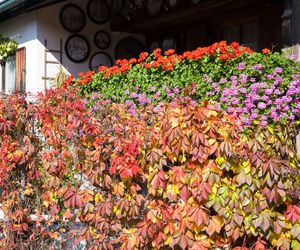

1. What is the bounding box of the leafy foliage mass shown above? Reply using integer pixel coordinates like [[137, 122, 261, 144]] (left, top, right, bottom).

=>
[[0, 35, 18, 62], [72, 42, 300, 126], [0, 86, 299, 249]]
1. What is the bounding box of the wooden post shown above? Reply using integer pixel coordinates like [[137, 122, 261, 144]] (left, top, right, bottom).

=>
[[1, 61, 5, 93], [282, 0, 292, 47], [282, 0, 300, 159]]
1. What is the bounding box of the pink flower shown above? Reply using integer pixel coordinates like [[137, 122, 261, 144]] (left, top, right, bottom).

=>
[[257, 102, 266, 110]]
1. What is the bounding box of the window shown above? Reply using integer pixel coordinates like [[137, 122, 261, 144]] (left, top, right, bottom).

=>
[[0, 47, 26, 94], [0, 56, 16, 94], [5, 55, 16, 93], [223, 21, 258, 51]]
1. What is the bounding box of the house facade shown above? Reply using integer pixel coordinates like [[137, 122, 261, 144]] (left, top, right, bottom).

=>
[[0, 0, 144, 93], [0, 0, 299, 94]]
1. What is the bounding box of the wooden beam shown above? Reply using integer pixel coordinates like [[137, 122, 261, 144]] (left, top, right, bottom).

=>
[[111, 0, 264, 33]]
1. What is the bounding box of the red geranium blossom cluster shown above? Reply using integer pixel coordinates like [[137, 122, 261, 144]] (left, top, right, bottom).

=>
[[95, 41, 253, 79], [76, 71, 95, 85], [63, 75, 75, 86]]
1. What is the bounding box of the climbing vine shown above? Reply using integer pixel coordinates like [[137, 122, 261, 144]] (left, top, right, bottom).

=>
[[0, 35, 18, 62]]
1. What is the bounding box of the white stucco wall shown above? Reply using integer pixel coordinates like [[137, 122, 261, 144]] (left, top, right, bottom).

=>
[[36, 0, 144, 89], [0, 11, 43, 93], [0, 0, 145, 93]]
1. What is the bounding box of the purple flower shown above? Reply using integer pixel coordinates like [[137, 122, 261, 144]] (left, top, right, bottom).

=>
[[271, 110, 278, 120], [237, 62, 245, 71], [190, 100, 197, 106], [125, 100, 133, 107], [274, 98, 283, 105], [230, 76, 238, 81], [245, 101, 255, 109], [283, 106, 289, 112], [251, 63, 263, 71], [163, 85, 170, 92], [241, 117, 250, 126], [153, 91, 161, 99], [228, 107, 235, 113], [219, 78, 227, 84], [243, 107, 249, 114], [260, 120, 268, 126], [289, 114, 295, 120], [130, 92, 138, 98], [290, 54, 297, 60], [250, 113, 258, 120], [173, 87, 179, 94], [275, 77, 283, 83], [220, 97, 228, 102], [138, 94, 148, 105], [265, 88, 273, 95], [274, 89, 281, 95], [257, 102, 266, 110], [239, 87, 247, 94], [236, 107, 243, 114], [212, 82, 218, 89], [231, 97, 240, 105], [203, 74, 212, 83], [240, 74, 248, 84], [273, 67, 283, 74], [128, 109, 136, 116], [261, 95, 270, 102]]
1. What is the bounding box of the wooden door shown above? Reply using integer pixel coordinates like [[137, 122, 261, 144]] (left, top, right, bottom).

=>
[[15, 47, 26, 93]]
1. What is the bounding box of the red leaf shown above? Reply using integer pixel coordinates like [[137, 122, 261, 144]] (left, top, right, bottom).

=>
[[181, 185, 189, 202], [206, 216, 222, 236], [254, 239, 267, 250], [285, 204, 300, 223], [198, 182, 212, 201]]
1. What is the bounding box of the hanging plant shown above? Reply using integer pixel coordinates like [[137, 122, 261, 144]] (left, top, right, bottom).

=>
[[0, 35, 18, 62]]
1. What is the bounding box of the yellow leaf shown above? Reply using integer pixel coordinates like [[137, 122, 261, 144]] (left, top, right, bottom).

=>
[[253, 119, 260, 125], [113, 205, 118, 213], [170, 117, 179, 128], [24, 187, 33, 196], [212, 184, 218, 194], [43, 201, 49, 208], [151, 215, 157, 224], [271, 238, 278, 246], [242, 161, 249, 168], [208, 138, 216, 145], [165, 236, 172, 245], [244, 166, 251, 175], [267, 126, 274, 134], [167, 184, 179, 194], [216, 157, 226, 166], [94, 193, 103, 204], [14, 150, 23, 157]]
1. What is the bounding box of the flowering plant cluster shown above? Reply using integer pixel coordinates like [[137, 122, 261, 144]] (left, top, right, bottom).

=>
[[0, 35, 18, 62], [75, 41, 253, 96], [207, 65, 300, 126], [0, 86, 299, 249], [71, 41, 299, 126]]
